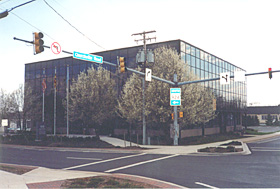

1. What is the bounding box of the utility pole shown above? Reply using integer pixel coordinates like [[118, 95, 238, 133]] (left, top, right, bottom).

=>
[[132, 30, 156, 145]]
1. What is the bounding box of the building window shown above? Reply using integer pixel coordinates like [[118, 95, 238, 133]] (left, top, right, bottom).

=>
[[262, 115, 267, 120], [181, 42, 186, 53]]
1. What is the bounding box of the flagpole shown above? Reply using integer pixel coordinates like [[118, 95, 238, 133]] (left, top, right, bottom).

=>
[[54, 67, 57, 136], [66, 65, 69, 136], [42, 68, 45, 123]]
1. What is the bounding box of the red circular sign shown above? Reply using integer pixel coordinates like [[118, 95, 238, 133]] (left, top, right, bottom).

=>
[[51, 42, 61, 54]]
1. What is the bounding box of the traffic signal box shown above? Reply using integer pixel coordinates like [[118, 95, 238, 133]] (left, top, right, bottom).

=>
[[268, 68, 272, 79], [171, 112, 183, 120], [213, 98, 217, 111], [179, 112, 183, 118], [119, 57, 126, 73], [33, 32, 44, 54]]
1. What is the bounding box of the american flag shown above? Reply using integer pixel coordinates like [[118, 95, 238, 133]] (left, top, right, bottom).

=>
[[42, 78, 46, 93]]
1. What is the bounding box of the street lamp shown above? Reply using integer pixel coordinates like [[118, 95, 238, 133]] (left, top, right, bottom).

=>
[[0, 0, 35, 20], [0, 10, 8, 19]]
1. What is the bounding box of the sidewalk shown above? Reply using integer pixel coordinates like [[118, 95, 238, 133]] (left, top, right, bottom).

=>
[[101, 132, 280, 155]]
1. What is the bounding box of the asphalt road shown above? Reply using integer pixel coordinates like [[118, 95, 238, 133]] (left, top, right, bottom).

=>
[[1, 137, 280, 188]]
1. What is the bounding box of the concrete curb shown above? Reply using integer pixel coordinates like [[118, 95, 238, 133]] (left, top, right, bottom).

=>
[[111, 173, 186, 188], [195, 141, 251, 156]]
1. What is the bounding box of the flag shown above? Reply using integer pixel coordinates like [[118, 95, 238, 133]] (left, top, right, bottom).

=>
[[54, 74, 57, 89], [42, 78, 46, 93]]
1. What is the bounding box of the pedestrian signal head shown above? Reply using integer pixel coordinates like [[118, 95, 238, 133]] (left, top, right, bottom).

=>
[[179, 112, 183, 118]]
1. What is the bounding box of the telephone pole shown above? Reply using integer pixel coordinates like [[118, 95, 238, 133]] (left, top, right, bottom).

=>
[[132, 30, 156, 145]]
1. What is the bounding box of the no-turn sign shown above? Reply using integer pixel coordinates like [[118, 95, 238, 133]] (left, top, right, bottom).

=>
[[51, 42, 61, 54]]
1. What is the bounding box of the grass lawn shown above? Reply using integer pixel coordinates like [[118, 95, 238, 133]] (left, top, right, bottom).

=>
[[62, 176, 157, 188], [0, 133, 114, 148], [0, 164, 36, 175], [245, 128, 274, 135], [179, 132, 246, 145]]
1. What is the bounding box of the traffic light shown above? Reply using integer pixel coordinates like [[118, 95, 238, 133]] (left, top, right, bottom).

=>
[[179, 112, 183, 118], [213, 98, 217, 111], [171, 113, 174, 120], [119, 57, 126, 73], [268, 68, 272, 79], [33, 32, 44, 54], [54, 74, 57, 89]]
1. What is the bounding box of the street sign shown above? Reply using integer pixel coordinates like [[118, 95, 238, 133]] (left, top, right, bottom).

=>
[[73, 51, 103, 64], [51, 42, 61, 54], [170, 88, 181, 106], [1, 119, 8, 127], [220, 72, 230, 85], [145, 68, 152, 81]]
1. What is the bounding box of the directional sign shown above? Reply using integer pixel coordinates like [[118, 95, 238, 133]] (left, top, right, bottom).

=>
[[220, 72, 230, 85], [145, 68, 152, 82], [73, 51, 103, 64], [170, 88, 181, 106]]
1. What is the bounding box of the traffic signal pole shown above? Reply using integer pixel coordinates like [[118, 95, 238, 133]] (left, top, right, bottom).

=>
[[173, 74, 179, 146]]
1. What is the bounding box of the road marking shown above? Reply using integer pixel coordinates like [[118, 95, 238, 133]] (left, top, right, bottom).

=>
[[195, 182, 219, 189], [105, 154, 180, 173], [251, 147, 280, 149], [254, 137, 280, 144], [66, 157, 103, 161], [63, 153, 146, 170], [251, 149, 280, 152]]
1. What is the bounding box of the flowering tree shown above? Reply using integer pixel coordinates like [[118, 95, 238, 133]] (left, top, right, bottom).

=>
[[68, 66, 117, 136], [118, 47, 215, 129]]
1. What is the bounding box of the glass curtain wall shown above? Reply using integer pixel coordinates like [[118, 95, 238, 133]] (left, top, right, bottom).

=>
[[180, 41, 247, 128]]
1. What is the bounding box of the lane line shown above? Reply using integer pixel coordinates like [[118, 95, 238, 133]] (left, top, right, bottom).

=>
[[66, 157, 103, 161], [195, 182, 219, 189], [254, 137, 280, 144], [251, 149, 280, 152], [251, 147, 280, 149], [105, 154, 180, 173], [63, 153, 146, 170]]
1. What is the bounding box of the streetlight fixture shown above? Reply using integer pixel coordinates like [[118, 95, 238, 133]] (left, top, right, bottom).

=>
[[0, 0, 36, 19], [0, 10, 8, 19]]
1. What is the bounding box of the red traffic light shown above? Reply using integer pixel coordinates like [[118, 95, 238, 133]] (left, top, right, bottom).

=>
[[268, 68, 272, 79]]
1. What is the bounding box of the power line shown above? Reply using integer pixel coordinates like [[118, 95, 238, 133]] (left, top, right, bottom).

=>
[[10, 12, 56, 41], [43, 0, 106, 50], [0, 0, 12, 6]]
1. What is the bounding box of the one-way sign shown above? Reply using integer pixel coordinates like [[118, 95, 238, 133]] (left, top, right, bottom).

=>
[[73, 51, 103, 64]]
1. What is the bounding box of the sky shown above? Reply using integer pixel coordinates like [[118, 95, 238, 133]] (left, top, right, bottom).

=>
[[0, 0, 279, 106]]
